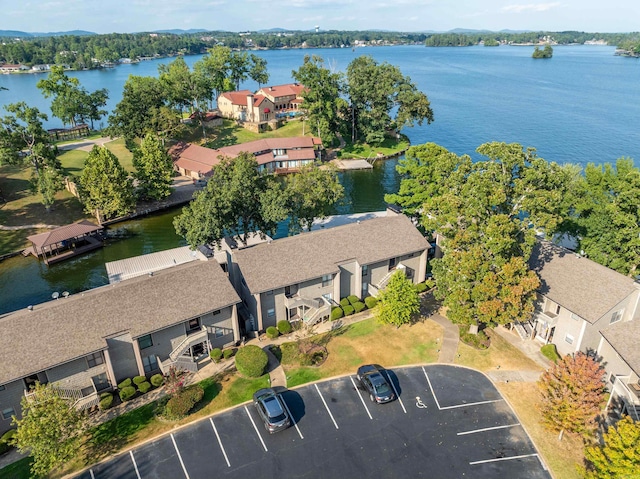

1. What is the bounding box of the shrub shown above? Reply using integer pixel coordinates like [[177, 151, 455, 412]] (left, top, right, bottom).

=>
[[117, 378, 132, 389], [223, 348, 235, 360], [364, 296, 378, 309], [235, 345, 269, 378], [266, 326, 280, 339], [331, 307, 344, 321], [150, 374, 164, 387], [541, 344, 561, 363], [277, 320, 292, 335], [164, 384, 205, 420], [414, 282, 428, 293], [343, 305, 355, 316], [210, 348, 223, 363], [0, 429, 16, 454], [347, 295, 360, 305], [459, 329, 490, 349], [99, 393, 114, 410], [133, 375, 147, 386], [138, 381, 152, 394], [119, 385, 137, 402], [353, 301, 366, 313], [339, 298, 350, 307]]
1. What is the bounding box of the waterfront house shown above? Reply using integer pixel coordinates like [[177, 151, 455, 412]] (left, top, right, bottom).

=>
[[217, 90, 276, 132], [228, 212, 430, 332], [256, 83, 305, 117], [0, 63, 29, 73], [0, 260, 240, 435]]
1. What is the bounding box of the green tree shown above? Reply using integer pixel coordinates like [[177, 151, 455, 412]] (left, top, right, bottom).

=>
[[571, 159, 640, 277], [292, 55, 347, 146], [194, 46, 235, 106], [12, 382, 87, 477], [35, 164, 64, 211], [346, 56, 433, 144], [83, 88, 109, 130], [174, 153, 287, 248], [37, 66, 83, 126], [133, 133, 174, 201], [538, 352, 606, 438], [583, 416, 640, 478], [376, 270, 420, 327], [78, 145, 135, 222], [249, 54, 269, 87], [284, 163, 344, 233]]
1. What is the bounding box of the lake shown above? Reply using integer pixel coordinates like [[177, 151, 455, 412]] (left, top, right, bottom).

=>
[[1, 44, 639, 314]]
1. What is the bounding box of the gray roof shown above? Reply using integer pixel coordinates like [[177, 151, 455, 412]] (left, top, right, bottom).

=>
[[106, 246, 207, 283], [233, 214, 429, 294], [27, 220, 102, 248], [601, 321, 640, 376], [0, 261, 240, 385], [529, 241, 638, 324]]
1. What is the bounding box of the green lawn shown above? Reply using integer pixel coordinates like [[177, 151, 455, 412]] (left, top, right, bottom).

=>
[[0, 457, 32, 479], [340, 135, 410, 159], [205, 119, 309, 149]]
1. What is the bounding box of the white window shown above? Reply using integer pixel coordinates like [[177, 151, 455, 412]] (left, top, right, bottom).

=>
[[565, 334, 574, 345], [322, 274, 332, 287], [610, 310, 623, 324], [267, 308, 275, 318], [142, 355, 159, 373], [1, 407, 15, 420]]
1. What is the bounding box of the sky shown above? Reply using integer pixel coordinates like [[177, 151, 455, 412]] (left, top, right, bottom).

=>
[[1, 0, 638, 34]]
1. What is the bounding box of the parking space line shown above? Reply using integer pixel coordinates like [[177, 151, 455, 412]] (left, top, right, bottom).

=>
[[171, 433, 191, 479], [440, 399, 503, 410], [350, 376, 373, 420], [469, 453, 540, 465], [245, 405, 268, 452], [89, 469, 95, 479], [281, 396, 304, 439], [209, 418, 231, 467], [386, 373, 406, 414], [422, 367, 441, 410], [315, 384, 339, 429], [457, 423, 521, 436], [129, 451, 142, 479]]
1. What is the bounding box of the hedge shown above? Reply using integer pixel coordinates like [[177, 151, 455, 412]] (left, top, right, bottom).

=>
[[133, 375, 147, 386], [210, 348, 223, 362], [119, 385, 137, 402], [364, 296, 378, 309], [117, 378, 132, 389], [339, 298, 350, 307], [235, 345, 269, 378], [331, 307, 344, 321], [138, 381, 152, 394], [150, 374, 164, 387], [223, 348, 235, 360], [347, 295, 360, 305], [414, 282, 428, 293], [164, 384, 205, 420], [99, 392, 114, 410], [353, 301, 366, 313], [277, 320, 292, 335], [343, 305, 355, 316], [266, 326, 280, 339]]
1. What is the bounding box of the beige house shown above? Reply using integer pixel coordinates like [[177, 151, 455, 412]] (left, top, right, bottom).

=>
[[256, 83, 305, 115], [229, 213, 430, 332], [217, 90, 276, 132]]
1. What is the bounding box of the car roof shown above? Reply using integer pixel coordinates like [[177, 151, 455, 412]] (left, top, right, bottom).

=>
[[263, 395, 284, 416]]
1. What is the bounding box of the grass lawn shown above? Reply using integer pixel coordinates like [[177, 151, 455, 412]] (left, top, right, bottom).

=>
[[340, 135, 410, 160], [205, 119, 309, 149], [0, 457, 32, 479]]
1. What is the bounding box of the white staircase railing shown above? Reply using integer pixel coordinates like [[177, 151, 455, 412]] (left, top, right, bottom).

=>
[[376, 263, 406, 290], [169, 327, 208, 362]]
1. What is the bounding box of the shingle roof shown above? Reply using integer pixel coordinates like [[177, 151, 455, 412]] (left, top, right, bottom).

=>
[[27, 220, 102, 248], [601, 320, 640, 376], [233, 214, 429, 294], [219, 90, 252, 106], [529, 241, 638, 324], [0, 261, 240, 385], [259, 83, 305, 98]]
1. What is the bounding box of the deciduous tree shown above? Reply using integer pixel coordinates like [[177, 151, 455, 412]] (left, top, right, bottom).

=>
[[583, 416, 640, 478], [376, 271, 420, 327], [12, 382, 87, 477], [133, 133, 174, 201], [537, 352, 606, 438]]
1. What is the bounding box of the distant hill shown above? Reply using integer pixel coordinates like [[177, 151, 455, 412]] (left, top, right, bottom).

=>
[[0, 30, 96, 37], [150, 29, 209, 35]]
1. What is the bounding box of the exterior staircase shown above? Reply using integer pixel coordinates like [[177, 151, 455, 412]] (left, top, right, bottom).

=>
[[25, 385, 100, 411], [376, 263, 407, 290], [513, 321, 534, 340], [160, 326, 208, 373]]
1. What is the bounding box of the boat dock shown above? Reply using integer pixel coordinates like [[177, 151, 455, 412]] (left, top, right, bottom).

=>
[[331, 159, 373, 171]]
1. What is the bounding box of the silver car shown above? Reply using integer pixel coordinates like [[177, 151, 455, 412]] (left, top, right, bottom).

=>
[[253, 388, 291, 433]]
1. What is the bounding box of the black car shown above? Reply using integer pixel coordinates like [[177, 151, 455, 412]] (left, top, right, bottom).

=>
[[253, 388, 291, 433], [356, 364, 396, 403]]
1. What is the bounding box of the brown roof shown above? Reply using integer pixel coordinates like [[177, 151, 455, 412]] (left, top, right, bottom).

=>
[[219, 90, 252, 106], [259, 83, 305, 99], [233, 215, 429, 294], [0, 261, 240, 385], [529, 241, 638, 323], [27, 220, 102, 249], [601, 320, 640, 376], [284, 149, 316, 160]]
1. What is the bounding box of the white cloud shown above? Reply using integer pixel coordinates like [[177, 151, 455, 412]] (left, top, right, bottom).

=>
[[501, 2, 561, 13]]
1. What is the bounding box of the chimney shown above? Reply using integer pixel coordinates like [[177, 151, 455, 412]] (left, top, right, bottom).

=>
[[247, 94, 254, 122]]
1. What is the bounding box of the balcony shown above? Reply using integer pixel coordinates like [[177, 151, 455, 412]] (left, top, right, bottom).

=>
[[285, 294, 331, 326], [24, 384, 100, 411]]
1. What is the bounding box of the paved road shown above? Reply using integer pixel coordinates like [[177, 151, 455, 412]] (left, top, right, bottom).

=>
[[73, 365, 550, 479]]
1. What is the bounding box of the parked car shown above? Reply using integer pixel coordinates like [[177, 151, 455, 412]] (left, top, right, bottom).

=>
[[253, 388, 291, 433], [356, 364, 396, 403]]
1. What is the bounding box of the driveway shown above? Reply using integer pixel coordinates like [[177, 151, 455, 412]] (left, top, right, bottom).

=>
[[73, 365, 551, 479]]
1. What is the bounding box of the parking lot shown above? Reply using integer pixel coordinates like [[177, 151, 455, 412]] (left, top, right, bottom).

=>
[[75, 365, 551, 479]]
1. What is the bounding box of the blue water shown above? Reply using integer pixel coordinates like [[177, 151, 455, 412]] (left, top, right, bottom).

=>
[[1, 45, 639, 315]]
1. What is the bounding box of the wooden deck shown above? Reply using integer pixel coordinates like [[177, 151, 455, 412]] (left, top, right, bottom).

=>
[[23, 236, 103, 265]]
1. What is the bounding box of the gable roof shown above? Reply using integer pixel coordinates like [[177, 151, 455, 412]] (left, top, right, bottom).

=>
[[259, 83, 305, 98], [219, 90, 253, 106], [529, 241, 638, 324], [0, 261, 240, 385], [27, 220, 102, 248], [233, 214, 429, 294], [601, 320, 640, 376]]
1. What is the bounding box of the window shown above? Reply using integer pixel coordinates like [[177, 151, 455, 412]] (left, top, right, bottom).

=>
[[214, 327, 229, 338], [138, 334, 153, 350], [610, 310, 623, 325], [564, 334, 574, 345], [362, 265, 369, 277], [322, 274, 332, 287], [213, 310, 221, 315], [86, 352, 104, 368], [92, 373, 110, 391], [187, 318, 200, 332], [142, 355, 159, 373], [609, 373, 616, 385], [555, 305, 561, 315], [389, 258, 397, 271], [267, 308, 275, 318], [1, 407, 15, 421], [0, 385, 5, 391]]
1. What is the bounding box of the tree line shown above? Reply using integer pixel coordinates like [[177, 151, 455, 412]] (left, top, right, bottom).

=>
[[425, 31, 639, 47]]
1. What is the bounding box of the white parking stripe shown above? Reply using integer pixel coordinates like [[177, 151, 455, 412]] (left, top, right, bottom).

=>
[[350, 376, 373, 419], [440, 399, 503, 410], [129, 450, 142, 479], [209, 418, 231, 467], [386, 372, 406, 414], [423, 367, 441, 410], [469, 453, 540, 465], [281, 396, 304, 439], [457, 423, 521, 436], [315, 384, 339, 429], [245, 405, 268, 452], [171, 433, 191, 479], [89, 469, 95, 479]]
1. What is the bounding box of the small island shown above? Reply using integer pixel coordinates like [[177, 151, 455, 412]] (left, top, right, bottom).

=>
[[532, 44, 553, 58]]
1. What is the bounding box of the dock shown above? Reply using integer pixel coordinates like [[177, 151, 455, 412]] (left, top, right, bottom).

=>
[[332, 159, 374, 171]]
